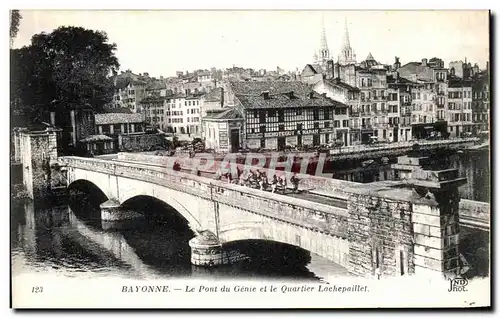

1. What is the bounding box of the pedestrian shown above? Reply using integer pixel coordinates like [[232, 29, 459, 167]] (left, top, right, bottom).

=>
[[290, 173, 300, 193], [271, 174, 278, 193]]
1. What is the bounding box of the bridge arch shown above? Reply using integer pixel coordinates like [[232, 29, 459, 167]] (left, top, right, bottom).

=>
[[218, 221, 349, 268], [68, 179, 109, 205], [119, 193, 203, 232]]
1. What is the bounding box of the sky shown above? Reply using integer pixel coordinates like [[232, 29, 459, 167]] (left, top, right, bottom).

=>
[[12, 10, 490, 78]]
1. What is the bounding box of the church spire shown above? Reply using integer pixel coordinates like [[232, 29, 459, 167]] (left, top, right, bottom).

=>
[[313, 14, 330, 65], [342, 18, 351, 50], [338, 17, 356, 66], [319, 15, 329, 52]]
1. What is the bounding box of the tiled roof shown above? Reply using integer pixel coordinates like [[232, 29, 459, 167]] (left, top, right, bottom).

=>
[[326, 78, 360, 92], [102, 106, 133, 114], [229, 80, 341, 110], [204, 108, 243, 120], [203, 87, 223, 102], [80, 134, 113, 143], [146, 82, 166, 91], [95, 113, 145, 125], [387, 75, 417, 85]]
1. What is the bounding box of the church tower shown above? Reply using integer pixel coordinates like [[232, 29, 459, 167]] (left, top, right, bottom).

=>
[[313, 16, 331, 71], [338, 18, 357, 65]]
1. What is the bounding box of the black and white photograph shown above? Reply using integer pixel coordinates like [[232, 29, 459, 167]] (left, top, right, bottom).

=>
[[9, 9, 491, 309]]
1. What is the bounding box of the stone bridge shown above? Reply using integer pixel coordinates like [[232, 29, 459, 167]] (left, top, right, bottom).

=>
[[57, 153, 486, 279]]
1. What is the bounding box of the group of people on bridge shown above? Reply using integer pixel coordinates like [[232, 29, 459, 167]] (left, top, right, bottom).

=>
[[213, 168, 300, 195]]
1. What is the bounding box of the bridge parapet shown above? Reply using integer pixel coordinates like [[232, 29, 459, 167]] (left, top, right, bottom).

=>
[[61, 156, 349, 240]]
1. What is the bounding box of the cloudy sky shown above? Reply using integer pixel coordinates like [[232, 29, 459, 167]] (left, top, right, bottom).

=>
[[13, 10, 489, 77]]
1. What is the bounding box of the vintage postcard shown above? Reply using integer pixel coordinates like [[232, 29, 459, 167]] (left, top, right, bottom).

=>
[[10, 9, 491, 309]]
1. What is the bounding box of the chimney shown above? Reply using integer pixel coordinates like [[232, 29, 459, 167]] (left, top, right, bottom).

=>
[[422, 58, 428, 67], [50, 111, 56, 126], [220, 88, 224, 107], [327, 60, 334, 79], [261, 91, 270, 100]]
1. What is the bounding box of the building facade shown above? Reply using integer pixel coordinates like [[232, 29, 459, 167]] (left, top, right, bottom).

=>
[[227, 81, 341, 150], [471, 70, 490, 134], [202, 108, 244, 153], [447, 78, 473, 137]]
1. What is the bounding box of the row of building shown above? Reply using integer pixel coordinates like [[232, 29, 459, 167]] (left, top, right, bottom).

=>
[[102, 19, 489, 154]]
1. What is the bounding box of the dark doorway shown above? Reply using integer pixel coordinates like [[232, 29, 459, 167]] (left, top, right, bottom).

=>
[[297, 135, 302, 146], [393, 127, 399, 142], [230, 129, 239, 153], [361, 132, 374, 144], [278, 137, 286, 150], [312, 134, 320, 146], [260, 138, 265, 148]]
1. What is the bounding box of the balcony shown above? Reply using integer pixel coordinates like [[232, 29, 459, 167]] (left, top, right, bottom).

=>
[[437, 91, 445, 96]]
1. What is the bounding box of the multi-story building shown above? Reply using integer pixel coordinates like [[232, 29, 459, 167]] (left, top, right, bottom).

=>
[[472, 69, 490, 134], [447, 77, 473, 137], [312, 78, 358, 146], [140, 96, 166, 129], [112, 70, 150, 112], [387, 74, 415, 142], [183, 94, 203, 136], [164, 94, 185, 134], [409, 83, 437, 139], [448, 59, 478, 79], [355, 62, 391, 143], [397, 58, 449, 139], [224, 81, 341, 150]]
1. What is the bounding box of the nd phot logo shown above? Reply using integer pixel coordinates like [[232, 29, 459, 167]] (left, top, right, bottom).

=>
[[447, 276, 468, 292]]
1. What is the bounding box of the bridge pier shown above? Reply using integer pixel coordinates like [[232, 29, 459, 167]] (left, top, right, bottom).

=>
[[189, 231, 249, 267], [189, 231, 224, 266], [100, 199, 144, 230]]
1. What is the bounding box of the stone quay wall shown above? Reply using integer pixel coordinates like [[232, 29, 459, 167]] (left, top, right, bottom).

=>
[[347, 192, 415, 277]]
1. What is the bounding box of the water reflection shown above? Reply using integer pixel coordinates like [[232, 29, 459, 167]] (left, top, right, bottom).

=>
[[11, 197, 348, 281]]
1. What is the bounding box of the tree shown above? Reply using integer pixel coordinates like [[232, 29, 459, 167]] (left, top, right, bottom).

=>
[[10, 10, 21, 47], [11, 26, 120, 124]]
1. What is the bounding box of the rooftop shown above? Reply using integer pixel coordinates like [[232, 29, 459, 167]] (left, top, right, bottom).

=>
[[229, 80, 343, 110], [204, 107, 243, 120], [326, 78, 360, 92], [95, 113, 145, 125], [203, 87, 223, 102]]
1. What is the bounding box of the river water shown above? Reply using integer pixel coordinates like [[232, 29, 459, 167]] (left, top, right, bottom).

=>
[[332, 149, 490, 203], [11, 150, 489, 281]]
